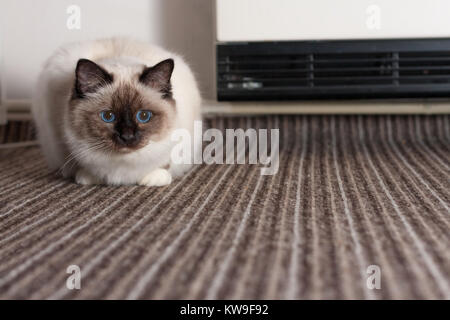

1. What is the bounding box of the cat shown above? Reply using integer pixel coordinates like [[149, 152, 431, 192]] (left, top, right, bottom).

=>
[[32, 38, 201, 186]]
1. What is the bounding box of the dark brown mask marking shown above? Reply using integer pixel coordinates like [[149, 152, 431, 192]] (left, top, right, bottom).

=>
[[113, 108, 140, 147]]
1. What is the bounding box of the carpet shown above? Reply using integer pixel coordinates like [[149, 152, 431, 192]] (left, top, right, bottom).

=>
[[0, 115, 449, 299]]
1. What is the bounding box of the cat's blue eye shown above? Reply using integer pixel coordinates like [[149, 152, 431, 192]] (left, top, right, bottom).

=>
[[136, 110, 152, 123], [100, 110, 115, 123]]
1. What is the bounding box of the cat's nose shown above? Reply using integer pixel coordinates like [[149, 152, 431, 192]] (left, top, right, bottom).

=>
[[114, 127, 138, 146], [120, 132, 135, 142]]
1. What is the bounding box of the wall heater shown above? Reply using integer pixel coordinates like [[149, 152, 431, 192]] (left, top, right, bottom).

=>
[[215, 0, 450, 102]]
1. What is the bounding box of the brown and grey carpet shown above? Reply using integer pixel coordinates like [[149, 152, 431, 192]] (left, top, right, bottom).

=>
[[0, 115, 449, 299]]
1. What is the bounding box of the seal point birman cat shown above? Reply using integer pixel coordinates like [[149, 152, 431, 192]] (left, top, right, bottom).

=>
[[32, 38, 201, 186]]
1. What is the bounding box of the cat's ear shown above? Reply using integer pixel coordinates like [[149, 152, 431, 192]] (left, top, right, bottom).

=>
[[74, 59, 113, 98], [139, 59, 174, 99]]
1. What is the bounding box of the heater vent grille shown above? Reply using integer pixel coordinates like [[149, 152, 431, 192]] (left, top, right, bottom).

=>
[[217, 39, 450, 100]]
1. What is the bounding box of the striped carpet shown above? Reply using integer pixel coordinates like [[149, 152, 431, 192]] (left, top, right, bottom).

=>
[[0, 115, 449, 300]]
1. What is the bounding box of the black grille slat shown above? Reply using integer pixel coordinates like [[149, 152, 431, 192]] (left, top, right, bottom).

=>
[[217, 39, 450, 100], [219, 66, 450, 74]]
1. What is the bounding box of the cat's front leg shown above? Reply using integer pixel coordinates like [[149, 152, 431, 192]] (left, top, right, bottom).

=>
[[139, 168, 172, 187], [75, 168, 102, 185]]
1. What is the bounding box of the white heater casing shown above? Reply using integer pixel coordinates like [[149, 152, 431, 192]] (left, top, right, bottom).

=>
[[216, 0, 450, 42], [210, 0, 450, 114]]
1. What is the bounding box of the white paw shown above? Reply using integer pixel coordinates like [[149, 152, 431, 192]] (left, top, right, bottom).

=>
[[139, 168, 172, 187], [75, 169, 101, 185]]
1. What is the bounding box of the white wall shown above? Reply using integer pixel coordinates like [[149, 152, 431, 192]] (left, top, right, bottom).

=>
[[0, 0, 214, 102]]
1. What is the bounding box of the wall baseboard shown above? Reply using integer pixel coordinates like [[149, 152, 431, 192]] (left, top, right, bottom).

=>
[[3, 99, 450, 120], [203, 100, 450, 115], [0, 106, 6, 124], [4, 99, 30, 113]]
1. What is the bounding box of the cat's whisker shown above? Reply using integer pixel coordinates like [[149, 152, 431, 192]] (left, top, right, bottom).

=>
[[58, 142, 107, 176]]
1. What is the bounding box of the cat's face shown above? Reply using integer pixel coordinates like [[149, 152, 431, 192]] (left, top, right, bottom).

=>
[[67, 58, 176, 154]]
